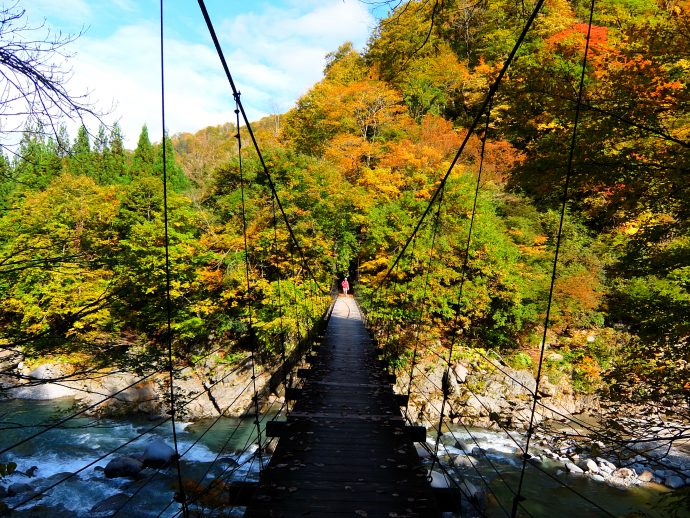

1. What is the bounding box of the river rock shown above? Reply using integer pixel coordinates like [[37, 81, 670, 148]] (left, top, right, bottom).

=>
[[91, 493, 131, 514], [10, 364, 78, 400], [36, 472, 76, 490], [565, 462, 583, 474], [465, 394, 500, 418], [596, 457, 616, 471], [453, 363, 469, 383], [104, 456, 144, 479], [459, 478, 485, 502], [263, 439, 278, 454], [613, 468, 635, 479], [638, 471, 654, 482], [7, 482, 33, 496], [453, 454, 476, 468], [629, 463, 644, 475], [590, 474, 605, 483], [544, 450, 559, 460], [583, 459, 599, 473], [665, 475, 685, 489], [454, 440, 471, 452], [599, 464, 614, 475], [627, 440, 670, 460], [505, 370, 537, 396], [416, 444, 431, 458], [429, 470, 451, 488], [538, 379, 557, 397], [141, 439, 176, 468]]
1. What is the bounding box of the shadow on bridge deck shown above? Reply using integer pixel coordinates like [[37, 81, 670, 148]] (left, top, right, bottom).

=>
[[244, 296, 441, 517]]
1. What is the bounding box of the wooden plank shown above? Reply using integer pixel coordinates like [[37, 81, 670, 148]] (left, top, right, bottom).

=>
[[406, 425, 427, 442], [285, 387, 301, 401], [296, 367, 311, 378], [433, 487, 464, 512], [226, 481, 257, 506], [265, 420, 285, 437]]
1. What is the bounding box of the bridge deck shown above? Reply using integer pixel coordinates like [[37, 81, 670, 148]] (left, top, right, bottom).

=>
[[244, 296, 439, 517]]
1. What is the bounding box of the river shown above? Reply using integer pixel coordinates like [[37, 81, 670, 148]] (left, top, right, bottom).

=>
[[0, 398, 264, 516], [438, 427, 679, 517], [0, 399, 681, 517]]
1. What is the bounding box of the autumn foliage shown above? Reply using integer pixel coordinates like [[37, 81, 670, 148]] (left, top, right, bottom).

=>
[[0, 0, 688, 401]]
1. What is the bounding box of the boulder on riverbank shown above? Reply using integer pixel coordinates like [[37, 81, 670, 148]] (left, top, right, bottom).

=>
[[8, 364, 78, 400], [141, 439, 176, 468], [104, 456, 144, 479]]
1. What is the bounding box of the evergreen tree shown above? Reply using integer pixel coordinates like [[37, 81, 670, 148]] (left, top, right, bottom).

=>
[[13, 122, 62, 190], [0, 153, 12, 204], [154, 133, 189, 192], [131, 124, 154, 175], [92, 125, 110, 185], [107, 122, 127, 183], [94, 125, 109, 154], [69, 125, 93, 178], [72, 125, 91, 155], [56, 125, 70, 158]]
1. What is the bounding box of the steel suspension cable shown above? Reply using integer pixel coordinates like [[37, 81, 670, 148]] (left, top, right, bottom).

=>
[[534, 91, 690, 149], [159, 2, 188, 513], [511, 2, 596, 514], [372, 0, 546, 295], [405, 188, 445, 421], [409, 363, 616, 517], [0, 368, 162, 456], [234, 98, 264, 471], [407, 332, 621, 516], [272, 197, 287, 366], [10, 353, 258, 513], [429, 94, 494, 477], [196, 0, 327, 295]]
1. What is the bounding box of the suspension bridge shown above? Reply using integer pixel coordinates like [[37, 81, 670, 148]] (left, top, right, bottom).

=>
[[1, 0, 689, 517]]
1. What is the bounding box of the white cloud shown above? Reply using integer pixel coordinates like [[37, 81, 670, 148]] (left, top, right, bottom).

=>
[[52, 0, 376, 148], [68, 22, 236, 147], [217, 0, 374, 113], [25, 0, 93, 23]]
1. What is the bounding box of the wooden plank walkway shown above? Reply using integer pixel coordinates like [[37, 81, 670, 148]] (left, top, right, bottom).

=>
[[244, 296, 439, 517]]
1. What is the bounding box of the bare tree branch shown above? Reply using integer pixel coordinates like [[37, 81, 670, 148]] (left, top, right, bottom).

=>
[[0, 2, 107, 148]]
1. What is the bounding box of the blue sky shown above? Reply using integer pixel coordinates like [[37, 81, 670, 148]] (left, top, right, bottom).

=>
[[25, 0, 383, 147]]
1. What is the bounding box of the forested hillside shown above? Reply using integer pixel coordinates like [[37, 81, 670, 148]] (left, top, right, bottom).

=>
[[0, 0, 688, 404]]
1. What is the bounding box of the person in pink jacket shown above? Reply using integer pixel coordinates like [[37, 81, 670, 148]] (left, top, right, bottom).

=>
[[341, 277, 350, 296]]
